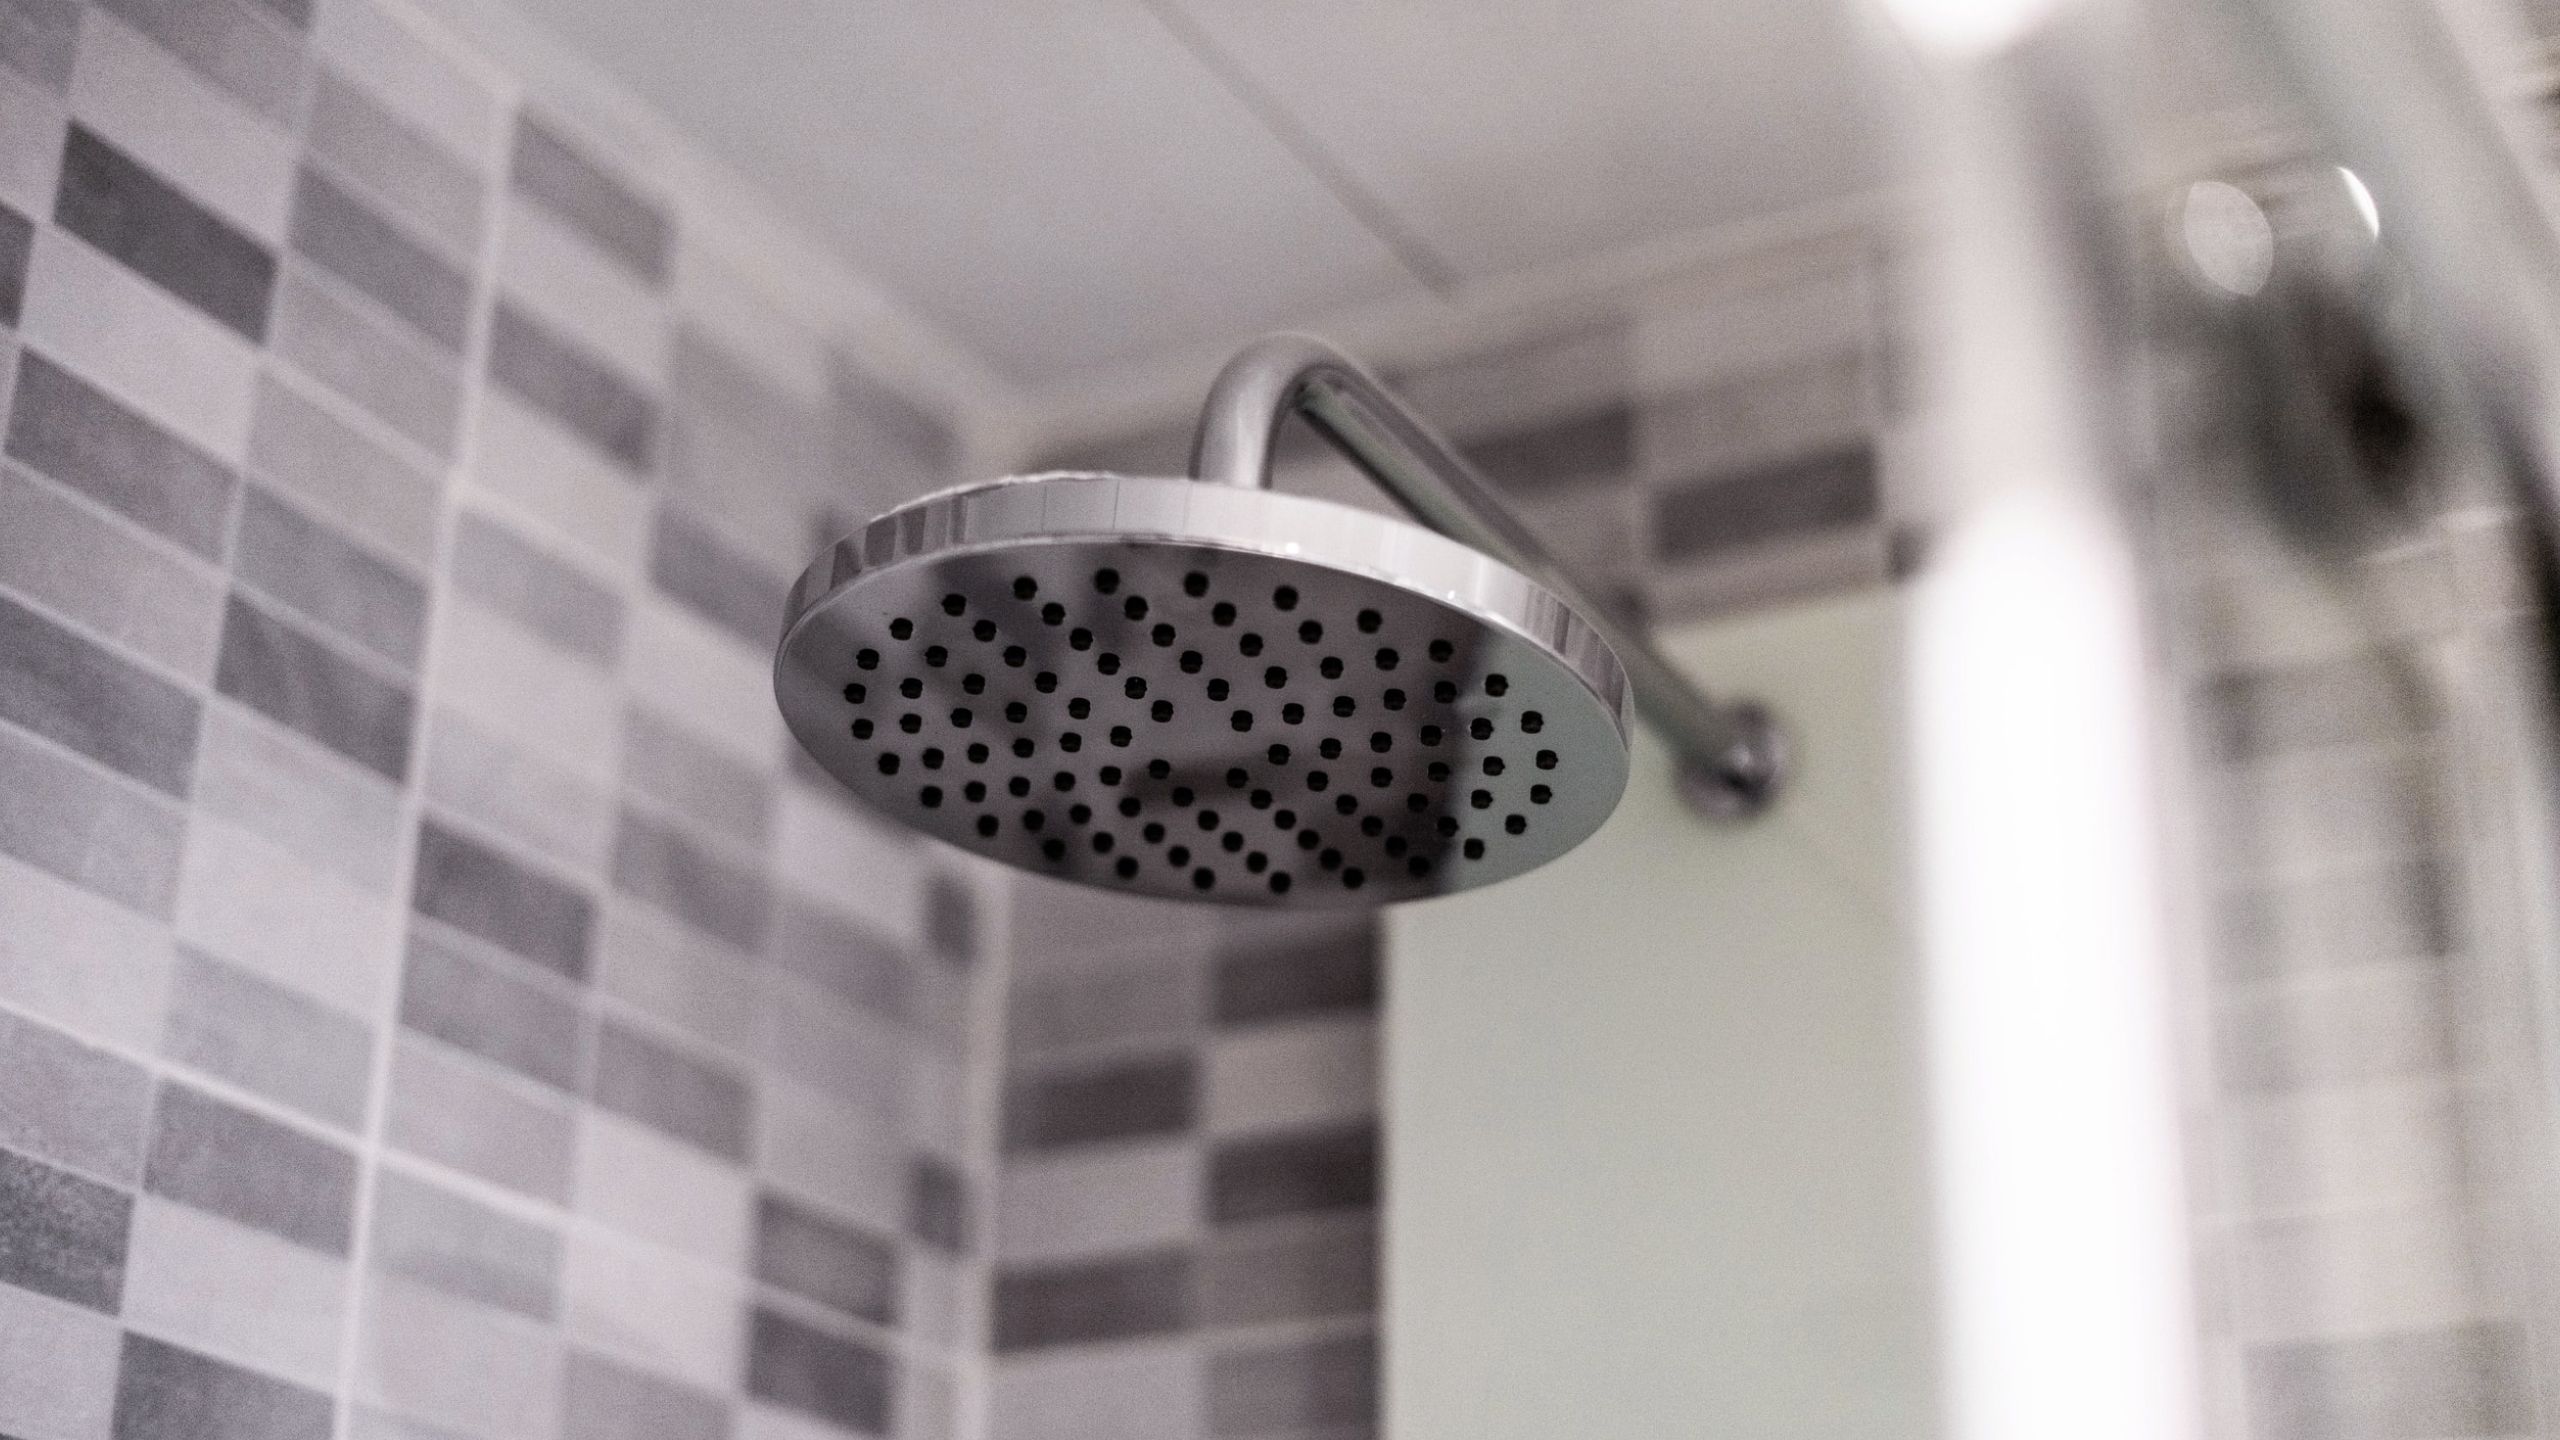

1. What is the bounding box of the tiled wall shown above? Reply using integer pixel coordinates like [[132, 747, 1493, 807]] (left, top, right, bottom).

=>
[[0, 2, 1004, 1439]]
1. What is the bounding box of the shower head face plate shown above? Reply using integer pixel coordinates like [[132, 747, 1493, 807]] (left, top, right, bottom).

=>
[[776, 474, 1631, 907]]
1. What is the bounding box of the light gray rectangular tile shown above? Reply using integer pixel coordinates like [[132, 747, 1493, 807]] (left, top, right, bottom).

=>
[[120, 1194, 348, 1391], [411, 817, 595, 982], [448, 509, 625, 665], [398, 921, 586, 1093], [194, 699, 406, 894], [744, 1307, 891, 1437], [174, 810, 395, 1019], [753, 970, 910, 1121], [271, 264, 462, 457], [0, 464, 225, 684], [508, 117, 669, 287], [754, 1078, 910, 1243], [499, 199, 667, 389], [650, 507, 785, 647], [0, 1274, 122, 1440], [1006, 947, 1207, 1061], [235, 484, 428, 671], [20, 225, 261, 463], [662, 329, 827, 567], [487, 302, 658, 476], [753, 1191, 898, 1327], [215, 591, 416, 782], [306, 68, 484, 262], [590, 1018, 753, 1163], [6, 349, 240, 559], [0, 716, 187, 919], [564, 1348, 730, 1440], [90, 0, 305, 124], [0, 586, 200, 797], [421, 710, 617, 882], [383, 1034, 577, 1204], [573, 1108, 751, 1268], [353, 1272, 564, 1440], [611, 806, 770, 953], [767, 896, 908, 1027], [310, 0, 500, 163], [1213, 915, 1378, 1027], [561, 1231, 745, 1396], [626, 704, 773, 852], [0, 851, 175, 1051], [290, 164, 470, 352], [0, 1144, 131, 1312], [247, 372, 440, 572], [145, 1081, 358, 1256], [1206, 1332, 1376, 1437], [371, 1167, 562, 1321], [988, 1345, 1198, 1440], [464, 387, 652, 582], [0, 0, 78, 90], [0, 66, 64, 219], [2244, 1320, 2530, 1440], [595, 900, 760, 1055], [69, 9, 296, 244], [0, 1003, 153, 1183], [1204, 1016, 1376, 1139], [162, 946, 372, 1130], [2214, 963, 2452, 1096], [997, 1142, 1196, 1265]]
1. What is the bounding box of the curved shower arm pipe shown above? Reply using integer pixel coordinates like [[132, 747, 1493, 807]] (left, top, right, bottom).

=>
[[1189, 333, 1785, 818]]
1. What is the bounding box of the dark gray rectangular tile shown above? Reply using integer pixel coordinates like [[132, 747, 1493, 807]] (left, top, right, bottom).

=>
[[143, 1082, 358, 1256], [289, 167, 469, 353], [1460, 405, 1634, 496], [2207, 652, 2432, 761], [1202, 1219, 1376, 1327], [745, 1306, 892, 1436], [249, 0, 308, 26], [1651, 443, 1878, 565], [112, 1332, 333, 1440], [563, 1349, 727, 1440], [398, 922, 586, 1092], [162, 948, 372, 1131], [2245, 1320, 2531, 1440], [0, 0, 78, 90], [369, 1168, 561, 1321], [0, 715, 186, 918], [410, 819, 594, 982], [924, 872, 977, 969], [1207, 1332, 1377, 1437], [0, 463, 227, 684], [0, 199, 27, 324], [1209, 1124, 1378, 1226], [589, 1019, 752, 1162], [247, 375, 440, 572], [270, 267, 461, 457], [0, 1144, 132, 1311], [754, 1191, 898, 1326], [768, 896, 907, 1024], [1003, 1055, 1196, 1154], [908, 1155, 969, 1256], [1214, 917, 1379, 1028], [487, 302, 656, 475], [234, 486, 428, 671], [92, 0, 307, 124], [508, 117, 669, 287], [54, 126, 275, 341], [650, 508, 784, 647], [448, 511, 623, 665], [0, 1006, 153, 1183], [610, 807, 770, 953], [0, 588, 200, 797], [992, 1251, 1191, 1352], [215, 593, 415, 781], [626, 706, 773, 851], [6, 351, 240, 560], [306, 72, 483, 265]]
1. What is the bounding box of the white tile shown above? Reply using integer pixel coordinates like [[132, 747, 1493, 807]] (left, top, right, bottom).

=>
[[356, 1272, 564, 1440], [427, 597, 623, 790], [561, 1229, 744, 1394], [20, 231, 263, 463], [422, 709, 618, 882], [2213, 1080, 2487, 1218], [572, 1110, 752, 1268], [998, 1140, 1199, 1264], [122, 1195, 351, 1390], [2221, 1202, 2514, 1341], [620, 599, 786, 770], [670, 247, 832, 410], [175, 811, 399, 1017], [1006, 947, 1206, 1062], [908, 1043, 969, 1162], [0, 851, 174, 1051], [70, 10, 298, 243], [312, 0, 505, 165], [991, 1343, 1202, 1440], [754, 968, 912, 1120], [0, 67, 66, 219], [754, 1077, 911, 1237], [739, 1403, 864, 1440], [195, 702, 407, 896], [384, 1036, 578, 1205], [901, 1244, 975, 1353], [0, 1280, 121, 1440], [1204, 1016, 1378, 1136], [464, 390, 653, 584], [499, 203, 669, 386], [596, 901, 759, 1056], [771, 789, 925, 945]]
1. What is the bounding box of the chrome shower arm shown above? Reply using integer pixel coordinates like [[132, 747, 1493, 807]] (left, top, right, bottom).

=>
[[1190, 333, 1783, 817]]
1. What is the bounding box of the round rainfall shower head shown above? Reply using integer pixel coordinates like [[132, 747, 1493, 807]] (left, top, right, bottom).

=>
[[776, 473, 1632, 907]]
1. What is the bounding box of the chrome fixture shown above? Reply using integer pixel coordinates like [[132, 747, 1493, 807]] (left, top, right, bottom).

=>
[[775, 334, 1782, 906]]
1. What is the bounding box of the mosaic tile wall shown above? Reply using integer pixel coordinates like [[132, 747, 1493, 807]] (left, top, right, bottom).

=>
[[0, 2, 1007, 1438]]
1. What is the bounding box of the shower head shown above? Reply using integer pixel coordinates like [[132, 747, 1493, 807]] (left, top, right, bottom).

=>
[[776, 473, 1629, 906], [777, 334, 1781, 908]]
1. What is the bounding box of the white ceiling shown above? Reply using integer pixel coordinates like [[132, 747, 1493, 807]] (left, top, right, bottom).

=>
[[490, 0, 1889, 404]]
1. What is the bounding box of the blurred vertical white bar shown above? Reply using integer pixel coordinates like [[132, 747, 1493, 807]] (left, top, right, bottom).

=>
[[1882, 2, 2205, 1439]]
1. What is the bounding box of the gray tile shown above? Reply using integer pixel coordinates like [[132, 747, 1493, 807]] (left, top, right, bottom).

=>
[[246, 374, 439, 572], [270, 266, 461, 457], [1003, 1055, 1197, 1154], [488, 303, 657, 476], [1206, 1332, 1376, 1437], [193, 700, 405, 894], [908, 1156, 969, 1256], [370, 1168, 561, 1321], [0, 1006, 153, 1183], [2207, 652, 2433, 761], [611, 807, 770, 954], [563, 1348, 728, 1440], [0, 588, 200, 797], [306, 71, 483, 264], [0, 0, 78, 90], [1201, 1218, 1375, 1327], [162, 947, 372, 1130], [508, 117, 669, 287], [923, 873, 976, 969], [1208, 1124, 1377, 1226], [111, 1332, 333, 1440], [650, 508, 784, 647], [383, 1035, 576, 1204], [54, 126, 274, 341], [626, 706, 773, 851], [0, 1144, 131, 1311], [289, 166, 469, 352], [410, 819, 595, 982], [754, 1191, 898, 1326], [992, 1251, 1191, 1352], [744, 1306, 892, 1437], [830, 358, 957, 518], [215, 592, 416, 781], [767, 897, 907, 1027], [0, 197, 25, 323], [398, 922, 586, 1093], [1650, 443, 1878, 565], [590, 1019, 752, 1163], [234, 486, 427, 671], [6, 350, 240, 560], [448, 510, 624, 665], [420, 711, 616, 881], [249, 0, 308, 28], [0, 716, 186, 918], [2244, 1320, 2531, 1440], [1458, 405, 1634, 497], [143, 1082, 357, 1257], [119, 1194, 347, 1392], [2221, 859, 2455, 980], [1213, 917, 1378, 1028], [0, 1272, 123, 1440], [91, 0, 306, 124], [0, 464, 226, 683]]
